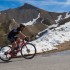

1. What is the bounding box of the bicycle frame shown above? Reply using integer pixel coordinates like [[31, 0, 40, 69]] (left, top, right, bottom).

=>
[[20, 40, 26, 48], [10, 40, 27, 57]]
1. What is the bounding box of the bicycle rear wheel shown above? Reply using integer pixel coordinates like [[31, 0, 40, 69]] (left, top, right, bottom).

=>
[[0, 46, 12, 62], [21, 43, 36, 59]]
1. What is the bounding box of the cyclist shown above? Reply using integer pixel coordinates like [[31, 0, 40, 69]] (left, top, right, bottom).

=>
[[7, 23, 29, 54]]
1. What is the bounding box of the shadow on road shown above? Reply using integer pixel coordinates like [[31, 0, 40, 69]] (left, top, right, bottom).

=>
[[0, 57, 29, 64]]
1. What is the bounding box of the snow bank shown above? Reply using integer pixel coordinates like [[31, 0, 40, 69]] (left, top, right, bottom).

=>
[[31, 22, 70, 53], [55, 15, 62, 23], [55, 12, 70, 23], [65, 12, 70, 19]]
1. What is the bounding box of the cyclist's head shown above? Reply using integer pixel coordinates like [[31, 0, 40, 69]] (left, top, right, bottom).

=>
[[19, 23, 25, 31]]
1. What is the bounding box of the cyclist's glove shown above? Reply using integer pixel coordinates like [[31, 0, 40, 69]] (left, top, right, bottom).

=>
[[25, 37, 29, 42]]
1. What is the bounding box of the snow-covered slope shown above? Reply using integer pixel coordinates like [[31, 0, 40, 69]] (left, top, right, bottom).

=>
[[55, 12, 70, 24], [55, 15, 62, 23], [65, 12, 70, 19], [31, 21, 70, 53]]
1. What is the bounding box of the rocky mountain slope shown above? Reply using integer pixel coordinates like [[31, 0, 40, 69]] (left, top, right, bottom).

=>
[[0, 3, 70, 46]]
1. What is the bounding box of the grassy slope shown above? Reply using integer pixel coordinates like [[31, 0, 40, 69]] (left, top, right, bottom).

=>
[[0, 23, 8, 46]]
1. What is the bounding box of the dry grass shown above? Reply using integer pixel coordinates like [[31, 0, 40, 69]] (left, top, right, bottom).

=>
[[56, 41, 70, 51], [0, 24, 8, 46], [43, 41, 70, 54]]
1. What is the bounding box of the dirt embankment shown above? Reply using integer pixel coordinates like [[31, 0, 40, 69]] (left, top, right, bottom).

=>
[[46, 41, 70, 54], [56, 41, 70, 51]]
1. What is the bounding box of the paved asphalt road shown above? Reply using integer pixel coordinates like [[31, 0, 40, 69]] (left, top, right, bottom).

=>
[[0, 50, 70, 70]]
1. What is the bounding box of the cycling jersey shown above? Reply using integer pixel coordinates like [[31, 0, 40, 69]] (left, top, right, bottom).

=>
[[8, 27, 21, 38], [8, 27, 21, 43]]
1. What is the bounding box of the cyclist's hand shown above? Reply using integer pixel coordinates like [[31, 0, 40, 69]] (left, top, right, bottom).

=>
[[25, 36, 30, 42]]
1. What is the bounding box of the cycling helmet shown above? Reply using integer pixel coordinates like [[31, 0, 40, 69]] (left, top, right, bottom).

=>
[[20, 23, 25, 28]]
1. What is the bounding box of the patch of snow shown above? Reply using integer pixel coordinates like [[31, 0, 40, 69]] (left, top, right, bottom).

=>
[[41, 19, 44, 23], [23, 13, 40, 26], [38, 23, 58, 35], [65, 12, 70, 19], [55, 15, 62, 23]]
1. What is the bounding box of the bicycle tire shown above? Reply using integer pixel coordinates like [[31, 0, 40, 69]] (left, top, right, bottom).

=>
[[0, 46, 12, 62], [21, 43, 36, 59]]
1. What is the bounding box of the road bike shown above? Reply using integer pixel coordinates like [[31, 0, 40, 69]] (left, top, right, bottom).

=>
[[0, 39, 36, 62]]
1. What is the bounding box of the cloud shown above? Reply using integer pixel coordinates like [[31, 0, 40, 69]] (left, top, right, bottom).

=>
[[29, 0, 70, 6], [30, 0, 70, 6], [63, 0, 70, 7]]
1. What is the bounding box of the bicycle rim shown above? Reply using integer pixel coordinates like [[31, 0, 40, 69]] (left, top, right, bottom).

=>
[[21, 43, 36, 59], [0, 46, 12, 62]]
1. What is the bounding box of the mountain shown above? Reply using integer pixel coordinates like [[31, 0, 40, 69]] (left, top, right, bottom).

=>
[[0, 3, 70, 46], [0, 3, 67, 24]]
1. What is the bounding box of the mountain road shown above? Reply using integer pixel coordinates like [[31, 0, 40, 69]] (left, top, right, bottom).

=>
[[0, 50, 70, 70]]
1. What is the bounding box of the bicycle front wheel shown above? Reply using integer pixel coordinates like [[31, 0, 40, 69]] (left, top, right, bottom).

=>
[[21, 43, 36, 59]]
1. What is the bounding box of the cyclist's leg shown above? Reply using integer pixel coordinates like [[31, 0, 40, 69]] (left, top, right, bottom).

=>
[[11, 41, 17, 51], [8, 37, 17, 52], [16, 38, 21, 46], [11, 37, 21, 51]]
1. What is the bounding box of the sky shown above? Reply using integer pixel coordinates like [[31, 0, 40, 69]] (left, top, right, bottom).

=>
[[0, 0, 70, 12]]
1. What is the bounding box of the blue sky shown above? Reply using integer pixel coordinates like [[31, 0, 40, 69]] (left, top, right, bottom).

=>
[[0, 0, 70, 12]]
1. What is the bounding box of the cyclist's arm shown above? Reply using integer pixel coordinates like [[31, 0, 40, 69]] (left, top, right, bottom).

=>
[[19, 31, 30, 41], [19, 31, 26, 39]]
